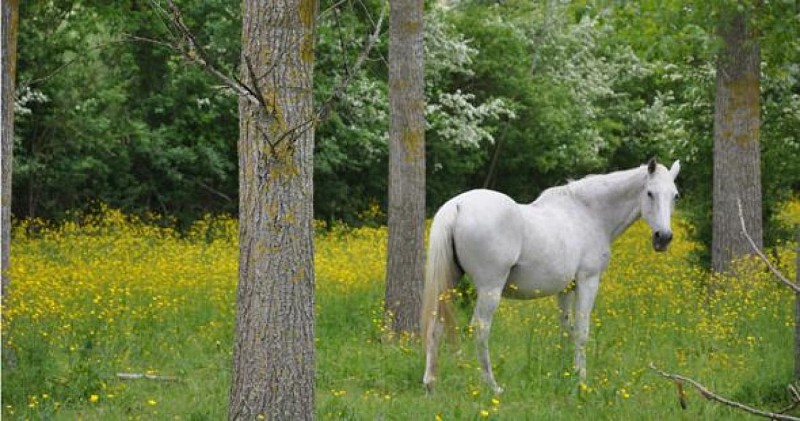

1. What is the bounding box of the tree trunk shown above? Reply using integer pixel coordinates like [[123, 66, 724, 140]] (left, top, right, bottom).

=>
[[795, 228, 799, 381], [385, 0, 425, 335], [711, 9, 762, 274], [228, 0, 316, 419], [2, 0, 19, 298]]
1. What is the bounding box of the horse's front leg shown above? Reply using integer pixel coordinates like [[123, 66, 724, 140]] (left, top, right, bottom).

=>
[[573, 273, 600, 382], [557, 289, 575, 340]]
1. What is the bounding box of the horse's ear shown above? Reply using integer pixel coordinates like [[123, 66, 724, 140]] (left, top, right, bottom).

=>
[[669, 160, 681, 180], [647, 158, 657, 175]]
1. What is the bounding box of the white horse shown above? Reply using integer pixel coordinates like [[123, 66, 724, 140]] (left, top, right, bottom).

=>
[[421, 159, 680, 393]]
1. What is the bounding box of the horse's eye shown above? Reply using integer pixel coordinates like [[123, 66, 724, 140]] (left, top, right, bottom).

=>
[[647, 191, 654, 199], [674, 193, 680, 202]]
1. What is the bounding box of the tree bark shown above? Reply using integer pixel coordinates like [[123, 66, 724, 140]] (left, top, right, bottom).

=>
[[711, 9, 762, 274], [795, 228, 799, 382], [228, 0, 316, 419], [2, 0, 19, 298], [385, 0, 425, 335]]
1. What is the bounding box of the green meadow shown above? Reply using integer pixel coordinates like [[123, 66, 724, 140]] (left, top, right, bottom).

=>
[[2, 204, 798, 420]]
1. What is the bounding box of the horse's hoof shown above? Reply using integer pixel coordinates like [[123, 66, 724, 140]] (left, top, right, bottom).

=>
[[423, 374, 436, 395], [492, 385, 504, 395]]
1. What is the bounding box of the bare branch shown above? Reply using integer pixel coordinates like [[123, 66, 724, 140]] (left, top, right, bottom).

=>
[[117, 372, 179, 382], [151, 0, 262, 106], [196, 180, 233, 203], [316, 1, 386, 122], [784, 385, 800, 414], [737, 199, 800, 294], [125, 34, 180, 52], [676, 379, 688, 410], [244, 55, 271, 111], [21, 40, 130, 89], [319, 0, 350, 20], [355, 0, 389, 68], [147, 0, 386, 156], [127, 33, 257, 101], [649, 363, 800, 421]]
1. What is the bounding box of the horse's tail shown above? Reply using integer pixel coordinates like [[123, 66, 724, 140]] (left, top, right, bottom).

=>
[[421, 200, 460, 347]]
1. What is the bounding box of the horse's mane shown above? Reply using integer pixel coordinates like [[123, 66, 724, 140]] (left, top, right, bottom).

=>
[[534, 184, 573, 203], [534, 166, 647, 205]]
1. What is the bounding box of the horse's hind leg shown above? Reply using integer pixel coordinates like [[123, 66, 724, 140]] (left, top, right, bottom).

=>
[[472, 286, 504, 394], [423, 314, 444, 392]]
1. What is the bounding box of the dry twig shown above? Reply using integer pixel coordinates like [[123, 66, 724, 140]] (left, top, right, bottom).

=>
[[736, 199, 800, 294], [158, 0, 264, 106], [649, 363, 800, 420], [316, 2, 386, 122], [116, 372, 179, 382], [147, 0, 386, 143]]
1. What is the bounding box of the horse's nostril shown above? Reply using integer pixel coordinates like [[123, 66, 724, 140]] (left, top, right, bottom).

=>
[[655, 231, 673, 242]]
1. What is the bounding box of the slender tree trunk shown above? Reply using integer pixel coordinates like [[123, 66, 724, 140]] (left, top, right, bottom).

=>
[[228, 0, 316, 419], [711, 9, 762, 274], [385, 0, 425, 335], [1, 0, 19, 372], [795, 228, 799, 381], [2, 0, 19, 298]]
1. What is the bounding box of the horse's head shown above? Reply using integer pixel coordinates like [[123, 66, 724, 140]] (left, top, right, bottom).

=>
[[641, 158, 680, 252]]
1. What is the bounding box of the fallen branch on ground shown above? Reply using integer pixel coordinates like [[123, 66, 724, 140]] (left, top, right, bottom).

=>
[[116, 372, 179, 382], [649, 363, 800, 420]]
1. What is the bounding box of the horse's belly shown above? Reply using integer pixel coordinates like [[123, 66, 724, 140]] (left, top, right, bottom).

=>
[[503, 265, 573, 299]]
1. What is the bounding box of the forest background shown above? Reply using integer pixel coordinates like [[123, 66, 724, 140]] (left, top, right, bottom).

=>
[[6, 0, 800, 419], [12, 0, 800, 252]]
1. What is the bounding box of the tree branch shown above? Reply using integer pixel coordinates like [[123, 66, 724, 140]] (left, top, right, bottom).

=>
[[20, 40, 131, 90], [355, 0, 389, 68], [196, 180, 233, 203], [151, 0, 263, 106], [649, 363, 800, 420], [316, 1, 386, 122], [737, 198, 800, 294], [116, 372, 179, 382], [147, 0, 385, 154]]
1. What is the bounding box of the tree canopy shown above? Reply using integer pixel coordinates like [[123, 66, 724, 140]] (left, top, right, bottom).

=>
[[12, 0, 800, 245]]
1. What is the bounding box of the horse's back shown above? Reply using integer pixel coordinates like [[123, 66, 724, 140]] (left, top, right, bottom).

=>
[[445, 189, 525, 285]]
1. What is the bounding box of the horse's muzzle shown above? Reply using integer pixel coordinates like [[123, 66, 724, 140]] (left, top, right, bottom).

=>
[[652, 231, 673, 252]]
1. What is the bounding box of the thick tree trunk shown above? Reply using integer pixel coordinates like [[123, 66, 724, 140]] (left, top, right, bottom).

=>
[[228, 1, 316, 419], [2, 0, 19, 298], [385, 0, 425, 335], [711, 10, 762, 274]]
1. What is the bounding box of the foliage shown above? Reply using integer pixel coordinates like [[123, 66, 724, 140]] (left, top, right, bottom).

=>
[[313, 3, 515, 222], [12, 0, 800, 248], [13, 1, 239, 228], [3, 206, 797, 419], [443, 0, 694, 203], [590, 0, 800, 256]]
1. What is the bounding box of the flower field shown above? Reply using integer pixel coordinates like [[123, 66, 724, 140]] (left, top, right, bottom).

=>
[[2, 204, 798, 420]]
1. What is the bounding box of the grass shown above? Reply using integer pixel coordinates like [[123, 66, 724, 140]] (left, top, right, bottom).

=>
[[2, 203, 799, 420]]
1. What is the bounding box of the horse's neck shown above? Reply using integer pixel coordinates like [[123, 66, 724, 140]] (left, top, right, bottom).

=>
[[571, 167, 645, 240]]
